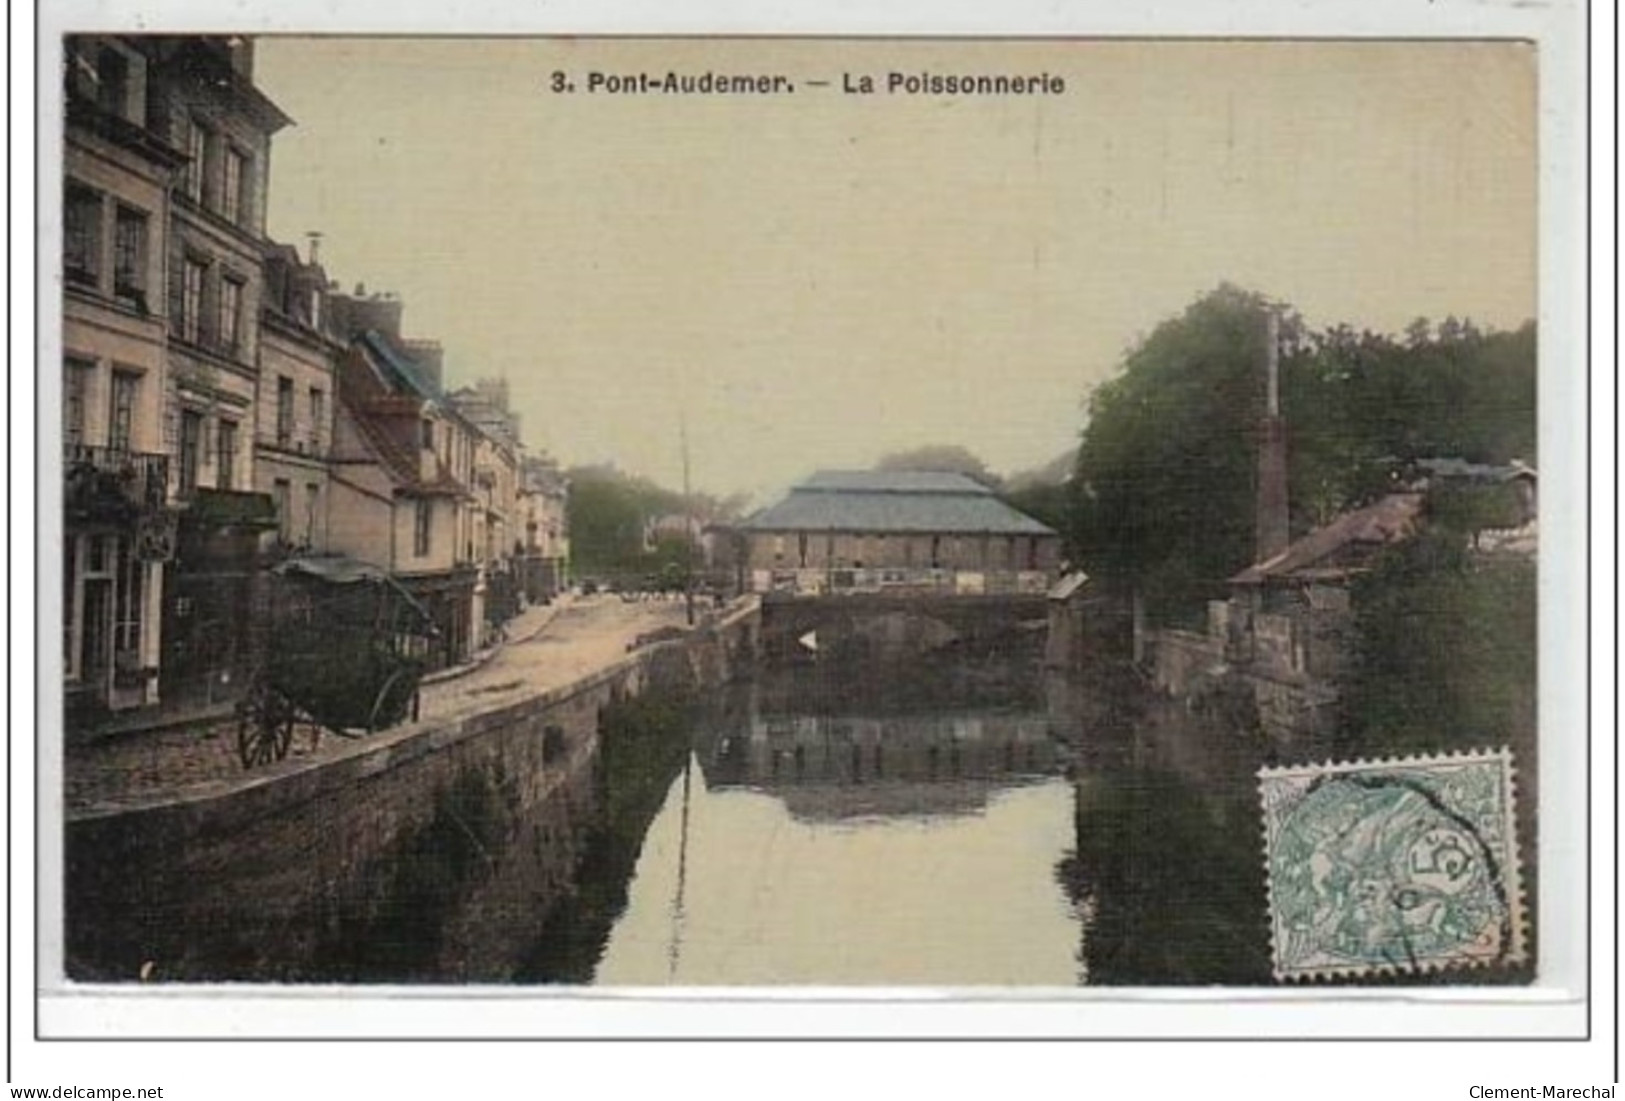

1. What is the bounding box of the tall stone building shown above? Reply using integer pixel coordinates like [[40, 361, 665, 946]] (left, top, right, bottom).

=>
[[326, 295, 482, 668], [449, 378, 523, 624], [145, 36, 292, 710], [257, 240, 341, 553], [518, 454, 570, 601], [62, 36, 187, 722]]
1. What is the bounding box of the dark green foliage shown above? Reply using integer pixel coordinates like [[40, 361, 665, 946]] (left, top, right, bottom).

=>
[[1073, 284, 1281, 616], [1001, 479, 1078, 551], [565, 465, 750, 580], [564, 465, 680, 575], [1064, 768, 1272, 985], [1428, 481, 1532, 537], [1344, 533, 1537, 758], [1284, 318, 1536, 528], [1069, 286, 1536, 620]]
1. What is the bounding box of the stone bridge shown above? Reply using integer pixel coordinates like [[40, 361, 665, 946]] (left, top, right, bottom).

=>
[[757, 593, 1049, 664]]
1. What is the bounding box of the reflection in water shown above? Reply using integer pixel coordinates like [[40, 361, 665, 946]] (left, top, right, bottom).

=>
[[89, 646, 1516, 985], [594, 764, 1083, 986], [587, 661, 1087, 985], [569, 656, 1288, 987], [1066, 761, 1272, 985]]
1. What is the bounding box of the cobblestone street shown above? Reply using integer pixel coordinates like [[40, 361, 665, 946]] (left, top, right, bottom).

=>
[[63, 594, 696, 812]]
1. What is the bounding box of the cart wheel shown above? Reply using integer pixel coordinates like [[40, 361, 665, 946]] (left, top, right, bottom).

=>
[[238, 687, 296, 769], [366, 669, 411, 733]]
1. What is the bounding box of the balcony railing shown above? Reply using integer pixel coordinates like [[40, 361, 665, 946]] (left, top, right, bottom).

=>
[[64, 443, 169, 518]]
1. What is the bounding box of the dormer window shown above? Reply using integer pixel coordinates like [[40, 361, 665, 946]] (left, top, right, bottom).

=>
[[94, 48, 129, 117], [222, 147, 248, 224]]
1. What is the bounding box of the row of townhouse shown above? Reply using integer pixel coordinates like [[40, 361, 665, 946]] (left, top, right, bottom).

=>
[[61, 34, 569, 732]]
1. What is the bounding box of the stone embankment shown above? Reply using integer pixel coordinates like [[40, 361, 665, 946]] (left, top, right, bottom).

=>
[[62, 596, 761, 983]]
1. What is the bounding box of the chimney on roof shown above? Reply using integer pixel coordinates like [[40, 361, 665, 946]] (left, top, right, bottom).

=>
[[326, 287, 403, 342], [1255, 307, 1290, 563], [225, 36, 255, 77], [306, 230, 322, 265], [404, 340, 444, 390]]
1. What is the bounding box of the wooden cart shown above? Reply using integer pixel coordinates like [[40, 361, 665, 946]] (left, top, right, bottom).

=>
[[236, 556, 439, 768]]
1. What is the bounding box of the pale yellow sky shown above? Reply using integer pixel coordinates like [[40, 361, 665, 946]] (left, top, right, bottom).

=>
[[254, 38, 1536, 499]]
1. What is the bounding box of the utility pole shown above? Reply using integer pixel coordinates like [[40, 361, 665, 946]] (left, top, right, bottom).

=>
[[681, 412, 696, 627]]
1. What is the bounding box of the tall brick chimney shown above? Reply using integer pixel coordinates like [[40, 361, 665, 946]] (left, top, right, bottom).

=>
[[1255, 308, 1290, 563]]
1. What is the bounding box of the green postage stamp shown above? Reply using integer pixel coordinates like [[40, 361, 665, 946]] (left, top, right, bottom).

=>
[[1258, 749, 1526, 981]]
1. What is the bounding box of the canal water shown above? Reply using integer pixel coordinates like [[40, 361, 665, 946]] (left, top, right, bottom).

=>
[[63, 628, 1534, 986], [533, 653, 1279, 987]]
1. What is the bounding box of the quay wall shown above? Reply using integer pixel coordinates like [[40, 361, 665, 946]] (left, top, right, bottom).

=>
[[63, 600, 762, 984], [1144, 628, 1225, 699]]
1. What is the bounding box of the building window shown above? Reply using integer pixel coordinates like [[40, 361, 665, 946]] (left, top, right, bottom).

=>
[[183, 119, 206, 203], [217, 276, 244, 354], [63, 540, 78, 672], [178, 410, 203, 494], [108, 371, 138, 452], [305, 483, 320, 544], [276, 376, 294, 447], [308, 387, 325, 449], [65, 184, 101, 287], [414, 499, 432, 557], [95, 46, 131, 119], [64, 358, 92, 448], [112, 205, 147, 302], [222, 148, 248, 224], [421, 419, 434, 451], [273, 479, 292, 542], [177, 257, 206, 343], [114, 547, 143, 656], [216, 419, 237, 490]]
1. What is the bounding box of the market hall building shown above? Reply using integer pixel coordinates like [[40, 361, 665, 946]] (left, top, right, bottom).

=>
[[728, 470, 1061, 596]]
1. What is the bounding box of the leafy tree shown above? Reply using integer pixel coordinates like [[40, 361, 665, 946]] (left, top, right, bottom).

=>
[[1344, 530, 1535, 759], [1072, 284, 1286, 618], [564, 464, 687, 576], [1068, 283, 1536, 622]]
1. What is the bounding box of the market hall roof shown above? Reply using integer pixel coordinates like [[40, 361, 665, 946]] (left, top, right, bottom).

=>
[[735, 470, 1057, 536]]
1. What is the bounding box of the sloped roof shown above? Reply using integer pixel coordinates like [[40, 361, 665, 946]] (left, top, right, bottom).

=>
[[341, 337, 471, 499], [1047, 571, 1090, 601], [1414, 457, 1536, 484], [799, 470, 994, 494], [346, 405, 419, 487], [736, 470, 1055, 536], [359, 330, 443, 401], [1230, 493, 1424, 585]]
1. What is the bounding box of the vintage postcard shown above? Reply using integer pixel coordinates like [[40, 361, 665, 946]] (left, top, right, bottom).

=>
[[30, 5, 1597, 1074]]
